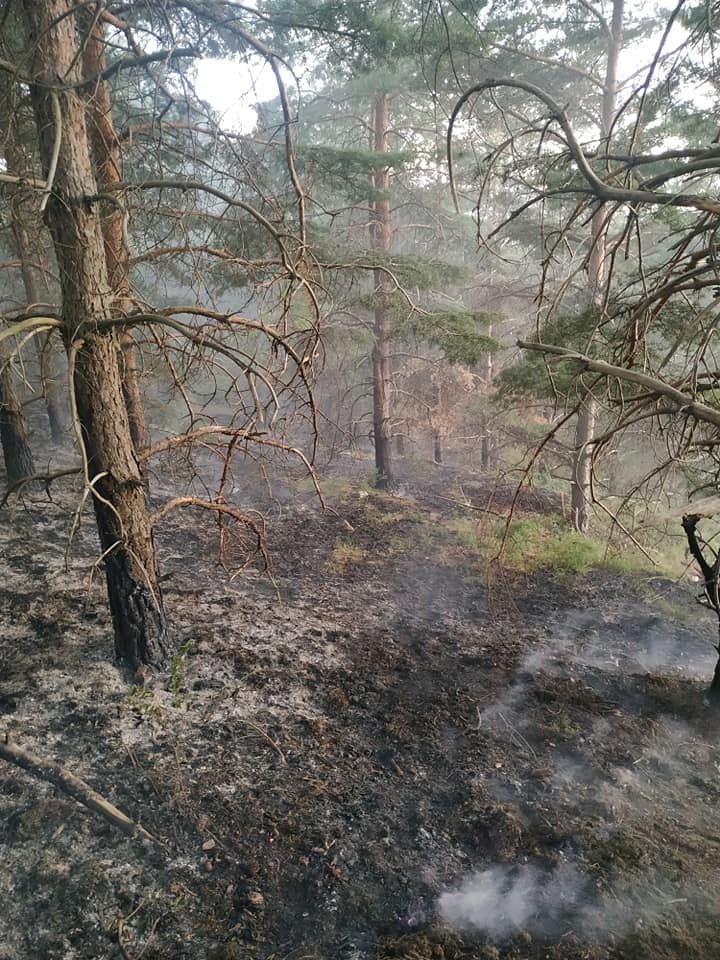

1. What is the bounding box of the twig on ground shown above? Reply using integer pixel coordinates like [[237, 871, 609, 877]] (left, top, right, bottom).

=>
[[0, 735, 156, 842], [236, 717, 287, 764]]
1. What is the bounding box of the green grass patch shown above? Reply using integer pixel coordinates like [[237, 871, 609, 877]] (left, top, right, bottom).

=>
[[326, 538, 366, 574], [497, 514, 659, 576]]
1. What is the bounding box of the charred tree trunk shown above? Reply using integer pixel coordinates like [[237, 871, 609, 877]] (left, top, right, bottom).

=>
[[82, 14, 147, 453], [681, 515, 720, 702], [710, 655, 720, 703], [370, 91, 394, 489], [73, 335, 167, 667], [0, 344, 35, 484], [22, 0, 168, 670]]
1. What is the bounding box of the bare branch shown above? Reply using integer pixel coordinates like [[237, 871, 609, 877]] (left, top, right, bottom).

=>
[[448, 78, 720, 216]]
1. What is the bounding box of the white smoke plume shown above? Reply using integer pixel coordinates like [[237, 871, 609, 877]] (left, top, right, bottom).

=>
[[438, 861, 586, 939]]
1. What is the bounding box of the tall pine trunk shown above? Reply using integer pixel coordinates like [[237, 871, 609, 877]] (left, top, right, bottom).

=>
[[370, 91, 394, 489], [570, 0, 623, 533], [82, 14, 147, 453], [22, 0, 168, 670]]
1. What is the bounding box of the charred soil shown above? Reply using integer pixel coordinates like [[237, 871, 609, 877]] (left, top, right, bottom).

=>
[[1, 474, 720, 960]]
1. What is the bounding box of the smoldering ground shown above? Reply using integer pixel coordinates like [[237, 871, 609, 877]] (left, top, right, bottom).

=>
[[4, 484, 720, 960], [438, 596, 720, 949], [438, 856, 703, 944]]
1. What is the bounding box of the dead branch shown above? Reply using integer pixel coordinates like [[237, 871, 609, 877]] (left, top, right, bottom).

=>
[[150, 495, 271, 573], [1, 466, 82, 507], [448, 77, 720, 216], [681, 514, 720, 614], [0, 736, 156, 842], [140, 426, 261, 462]]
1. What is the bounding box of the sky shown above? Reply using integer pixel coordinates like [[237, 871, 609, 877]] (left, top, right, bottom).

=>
[[195, 56, 279, 133]]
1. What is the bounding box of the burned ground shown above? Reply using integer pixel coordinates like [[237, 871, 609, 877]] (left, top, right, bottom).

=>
[[1, 475, 720, 960]]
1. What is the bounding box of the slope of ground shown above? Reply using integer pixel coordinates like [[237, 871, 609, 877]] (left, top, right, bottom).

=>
[[1, 475, 719, 960]]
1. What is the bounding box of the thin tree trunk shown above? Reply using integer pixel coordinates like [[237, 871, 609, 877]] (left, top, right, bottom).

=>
[[432, 378, 443, 464], [433, 430, 443, 465], [23, 0, 168, 670], [479, 328, 495, 471], [570, 0, 623, 534], [10, 212, 65, 442], [81, 14, 147, 453], [710, 649, 720, 703], [0, 72, 64, 443], [0, 343, 35, 484], [370, 91, 394, 489], [571, 398, 596, 533]]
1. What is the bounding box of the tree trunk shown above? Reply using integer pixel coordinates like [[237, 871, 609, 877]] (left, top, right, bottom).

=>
[[479, 419, 495, 471], [34, 331, 64, 442], [432, 378, 443, 464], [10, 212, 65, 442], [433, 429, 443, 465], [82, 13, 147, 453], [0, 344, 35, 484], [479, 331, 495, 471], [571, 395, 596, 533], [73, 335, 167, 667], [710, 649, 720, 704], [370, 91, 394, 489], [22, 0, 168, 670], [570, 0, 623, 534], [0, 72, 64, 443]]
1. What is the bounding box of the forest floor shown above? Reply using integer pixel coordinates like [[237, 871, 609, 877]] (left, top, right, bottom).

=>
[[2, 462, 720, 960]]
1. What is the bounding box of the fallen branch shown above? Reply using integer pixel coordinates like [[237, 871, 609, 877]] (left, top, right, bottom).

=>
[[0, 736, 155, 843]]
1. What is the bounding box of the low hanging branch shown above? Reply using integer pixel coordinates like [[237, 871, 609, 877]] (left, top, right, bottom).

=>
[[0, 737, 156, 843], [516, 339, 720, 431], [447, 77, 720, 216]]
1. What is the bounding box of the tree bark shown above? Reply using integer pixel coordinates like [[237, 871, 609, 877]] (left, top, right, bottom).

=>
[[22, 0, 168, 670], [81, 12, 147, 453], [0, 343, 35, 484], [370, 91, 394, 489]]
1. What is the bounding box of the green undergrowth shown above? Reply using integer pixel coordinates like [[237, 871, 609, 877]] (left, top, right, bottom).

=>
[[313, 476, 688, 581]]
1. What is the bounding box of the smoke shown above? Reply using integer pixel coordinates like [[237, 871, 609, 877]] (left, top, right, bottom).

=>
[[438, 861, 586, 939], [539, 607, 715, 679], [438, 857, 696, 943], [438, 592, 717, 946]]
